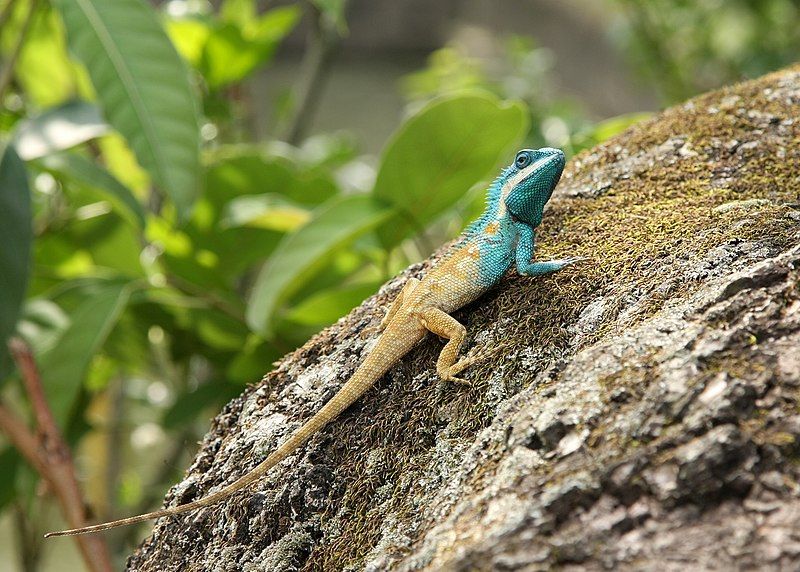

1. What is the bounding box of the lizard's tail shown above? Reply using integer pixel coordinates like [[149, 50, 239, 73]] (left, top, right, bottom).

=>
[[45, 334, 407, 538]]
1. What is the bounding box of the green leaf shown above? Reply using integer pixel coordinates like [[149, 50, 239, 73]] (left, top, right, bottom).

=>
[[205, 149, 339, 206], [38, 281, 131, 427], [37, 151, 145, 229], [0, 142, 32, 373], [2, 6, 93, 107], [13, 101, 108, 160], [201, 6, 300, 88], [373, 94, 529, 248], [246, 195, 390, 337], [165, 17, 212, 67], [162, 382, 239, 430], [285, 280, 382, 326], [572, 112, 653, 151], [17, 299, 70, 357], [0, 448, 21, 511], [53, 0, 201, 217]]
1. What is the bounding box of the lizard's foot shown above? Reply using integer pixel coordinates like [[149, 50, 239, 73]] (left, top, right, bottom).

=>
[[439, 343, 506, 386], [520, 256, 587, 276]]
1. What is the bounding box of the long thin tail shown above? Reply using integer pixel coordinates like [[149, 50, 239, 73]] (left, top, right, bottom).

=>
[[45, 344, 398, 538]]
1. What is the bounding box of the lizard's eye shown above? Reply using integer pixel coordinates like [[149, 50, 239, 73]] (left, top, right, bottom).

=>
[[515, 151, 532, 169]]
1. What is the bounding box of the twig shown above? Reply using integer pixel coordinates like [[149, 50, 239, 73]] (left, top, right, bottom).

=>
[[0, 0, 19, 32], [104, 376, 125, 521], [280, 1, 345, 144], [0, 0, 36, 103], [3, 338, 113, 572]]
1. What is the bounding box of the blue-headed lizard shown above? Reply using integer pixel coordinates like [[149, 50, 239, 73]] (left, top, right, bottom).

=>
[[46, 147, 580, 537]]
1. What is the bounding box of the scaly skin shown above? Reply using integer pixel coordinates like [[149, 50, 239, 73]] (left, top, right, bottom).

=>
[[45, 147, 580, 538]]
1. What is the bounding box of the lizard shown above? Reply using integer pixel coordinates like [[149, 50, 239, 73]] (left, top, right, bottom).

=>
[[45, 147, 580, 538]]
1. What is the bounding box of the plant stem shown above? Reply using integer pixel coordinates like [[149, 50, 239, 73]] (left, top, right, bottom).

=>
[[0, 0, 36, 103], [1, 338, 114, 572], [280, 1, 345, 145]]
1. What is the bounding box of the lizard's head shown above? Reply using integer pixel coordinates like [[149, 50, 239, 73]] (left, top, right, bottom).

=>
[[502, 147, 565, 227]]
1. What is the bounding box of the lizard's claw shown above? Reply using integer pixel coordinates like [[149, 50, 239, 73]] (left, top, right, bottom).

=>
[[555, 256, 587, 268], [442, 373, 472, 387]]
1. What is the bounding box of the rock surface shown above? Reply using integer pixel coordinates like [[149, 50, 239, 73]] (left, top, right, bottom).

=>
[[128, 67, 800, 571]]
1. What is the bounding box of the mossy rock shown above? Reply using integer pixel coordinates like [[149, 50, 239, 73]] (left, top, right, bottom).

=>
[[128, 66, 800, 571]]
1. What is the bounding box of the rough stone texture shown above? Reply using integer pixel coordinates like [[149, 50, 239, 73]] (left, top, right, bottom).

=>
[[128, 67, 800, 571]]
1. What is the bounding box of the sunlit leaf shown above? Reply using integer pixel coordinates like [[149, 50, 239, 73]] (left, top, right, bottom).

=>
[[219, 0, 256, 29], [37, 151, 145, 229], [13, 101, 107, 160], [246, 195, 391, 337], [201, 6, 300, 88], [571, 112, 653, 151], [38, 280, 131, 427], [16, 299, 70, 357], [0, 142, 32, 380], [373, 94, 529, 248], [53, 0, 201, 217], [164, 17, 212, 67], [221, 194, 310, 232], [97, 133, 151, 194], [1, 5, 92, 107]]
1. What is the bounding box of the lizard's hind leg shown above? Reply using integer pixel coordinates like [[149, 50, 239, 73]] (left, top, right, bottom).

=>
[[380, 278, 419, 330], [419, 307, 471, 385]]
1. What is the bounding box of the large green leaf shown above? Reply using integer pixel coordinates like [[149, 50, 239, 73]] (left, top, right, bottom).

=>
[[37, 281, 131, 427], [246, 195, 390, 337], [53, 0, 201, 217], [373, 94, 529, 248], [37, 151, 145, 229], [0, 142, 32, 379]]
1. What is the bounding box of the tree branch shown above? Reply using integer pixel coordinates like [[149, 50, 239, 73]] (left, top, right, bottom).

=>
[[3, 338, 113, 572], [279, 1, 345, 145], [0, 0, 36, 103]]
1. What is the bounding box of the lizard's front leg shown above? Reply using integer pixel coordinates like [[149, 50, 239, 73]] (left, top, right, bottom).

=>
[[380, 277, 419, 330], [515, 223, 583, 276], [418, 307, 474, 385]]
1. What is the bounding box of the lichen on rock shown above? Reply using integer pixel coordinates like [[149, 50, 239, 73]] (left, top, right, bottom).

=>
[[128, 66, 800, 572]]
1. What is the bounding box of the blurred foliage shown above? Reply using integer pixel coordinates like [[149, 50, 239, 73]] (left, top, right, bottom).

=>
[[613, 0, 800, 103], [403, 36, 592, 155], [1, 0, 797, 568]]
